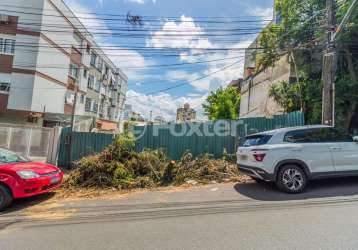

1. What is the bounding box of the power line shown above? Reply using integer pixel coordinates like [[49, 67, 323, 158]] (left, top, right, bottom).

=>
[[0, 8, 274, 24], [1, 55, 245, 71], [0, 3, 273, 20], [146, 59, 244, 95]]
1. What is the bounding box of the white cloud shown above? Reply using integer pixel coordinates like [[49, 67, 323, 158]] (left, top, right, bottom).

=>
[[100, 42, 153, 80], [126, 90, 208, 121], [146, 15, 256, 92], [146, 15, 213, 50], [248, 7, 274, 21], [164, 70, 199, 82]]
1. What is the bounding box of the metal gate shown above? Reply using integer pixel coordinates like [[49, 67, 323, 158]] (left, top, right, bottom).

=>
[[0, 123, 59, 162]]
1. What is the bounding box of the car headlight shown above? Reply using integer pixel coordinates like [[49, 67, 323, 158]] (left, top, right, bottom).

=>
[[16, 170, 40, 179]]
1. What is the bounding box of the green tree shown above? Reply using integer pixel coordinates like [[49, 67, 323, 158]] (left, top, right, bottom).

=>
[[259, 0, 358, 131], [203, 87, 241, 120], [268, 81, 301, 113]]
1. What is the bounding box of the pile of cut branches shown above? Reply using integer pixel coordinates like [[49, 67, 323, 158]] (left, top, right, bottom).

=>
[[64, 134, 244, 190]]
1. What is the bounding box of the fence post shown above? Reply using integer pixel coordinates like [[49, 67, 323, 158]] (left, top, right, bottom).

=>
[[6, 127, 12, 149], [46, 127, 61, 165], [26, 128, 33, 157]]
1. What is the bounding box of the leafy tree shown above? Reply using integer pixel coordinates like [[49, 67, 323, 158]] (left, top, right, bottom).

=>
[[258, 0, 358, 131], [203, 87, 241, 120], [268, 81, 301, 113]]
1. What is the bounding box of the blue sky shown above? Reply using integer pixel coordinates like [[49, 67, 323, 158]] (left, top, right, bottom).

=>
[[65, 0, 274, 121]]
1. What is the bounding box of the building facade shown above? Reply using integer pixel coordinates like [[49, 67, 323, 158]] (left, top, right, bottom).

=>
[[0, 0, 127, 130], [239, 55, 290, 118], [153, 116, 166, 124], [239, 2, 294, 118], [176, 103, 196, 122]]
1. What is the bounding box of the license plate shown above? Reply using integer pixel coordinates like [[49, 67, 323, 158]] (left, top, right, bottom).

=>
[[240, 155, 248, 160], [50, 176, 60, 184]]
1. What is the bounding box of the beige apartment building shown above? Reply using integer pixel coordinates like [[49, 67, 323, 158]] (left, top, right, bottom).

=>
[[0, 0, 127, 130]]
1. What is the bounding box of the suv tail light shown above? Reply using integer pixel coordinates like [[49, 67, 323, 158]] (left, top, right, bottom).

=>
[[251, 149, 268, 162], [253, 153, 266, 162]]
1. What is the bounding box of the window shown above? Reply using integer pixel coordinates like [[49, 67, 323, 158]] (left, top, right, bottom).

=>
[[240, 134, 273, 147], [85, 98, 92, 112], [96, 58, 103, 72], [0, 148, 29, 165], [0, 82, 10, 93], [80, 94, 85, 104], [284, 129, 317, 143], [4, 39, 15, 54], [86, 44, 91, 54], [93, 101, 98, 113], [284, 128, 353, 143], [313, 128, 353, 143], [83, 69, 88, 78], [90, 53, 97, 67], [94, 80, 101, 92], [0, 38, 15, 55], [69, 63, 79, 79], [87, 75, 95, 89]]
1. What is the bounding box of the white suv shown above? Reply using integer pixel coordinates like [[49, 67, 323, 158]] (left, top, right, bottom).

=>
[[237, 125, 358, 193]]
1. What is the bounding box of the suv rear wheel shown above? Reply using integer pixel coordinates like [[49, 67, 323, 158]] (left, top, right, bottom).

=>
[[276, 165, 307, 194], [0, 184, 13, 210]]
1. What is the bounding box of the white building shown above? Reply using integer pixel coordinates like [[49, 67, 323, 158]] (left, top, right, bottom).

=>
[[122, 104, 133, 121], [0, 0, 128, 130]]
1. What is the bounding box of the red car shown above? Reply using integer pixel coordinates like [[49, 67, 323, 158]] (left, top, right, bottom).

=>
[[0, 148, 63, 210]]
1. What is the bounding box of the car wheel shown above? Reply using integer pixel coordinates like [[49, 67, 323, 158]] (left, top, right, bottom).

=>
[[0, 184, 13, 210], [276, 165, 307, 194]]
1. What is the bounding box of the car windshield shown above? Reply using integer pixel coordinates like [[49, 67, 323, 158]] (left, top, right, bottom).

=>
[[0, 148, 30, 165], [240, 134, 273, 147]]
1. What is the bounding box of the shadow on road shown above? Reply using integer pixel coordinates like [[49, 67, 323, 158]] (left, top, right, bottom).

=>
[[0, 192, 55, 215], [234, 177, 358, 201]]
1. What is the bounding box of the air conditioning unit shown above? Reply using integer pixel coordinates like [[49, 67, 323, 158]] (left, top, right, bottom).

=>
[[0, 15, 10, 24]]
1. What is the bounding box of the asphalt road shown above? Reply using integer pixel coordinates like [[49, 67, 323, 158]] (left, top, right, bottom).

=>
[[2, 178, 358, 250]]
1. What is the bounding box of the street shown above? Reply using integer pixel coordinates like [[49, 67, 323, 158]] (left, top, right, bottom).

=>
[[2, 178, 358, 249]]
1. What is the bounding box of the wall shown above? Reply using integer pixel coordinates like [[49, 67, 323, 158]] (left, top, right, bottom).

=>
[[7, 73, 35, 111], [13, 34, 40, 71], [31, 75, 67, 113], [240, 55, 291, 118], [1, 0, 44, 32], [36, 36, 70, 84], [41, 0, 74, 56]]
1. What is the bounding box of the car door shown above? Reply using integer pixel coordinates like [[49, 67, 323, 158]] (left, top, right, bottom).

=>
[[284, 128, 336, 173], [327, 129, 358, 172]]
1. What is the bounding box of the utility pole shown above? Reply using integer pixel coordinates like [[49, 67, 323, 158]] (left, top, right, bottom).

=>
[[321, 0, 358, 126], [70, 89, 78, 132], [322, 0, 337, 126], [68, 88, 78, 169]]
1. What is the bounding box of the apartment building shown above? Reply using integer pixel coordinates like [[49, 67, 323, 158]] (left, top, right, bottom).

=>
[[176, 103, 196, 123], [0, 0, 128, 130]]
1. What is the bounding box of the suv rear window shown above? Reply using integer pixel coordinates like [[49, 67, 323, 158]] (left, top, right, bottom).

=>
[[240, 134, 272, 147]]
